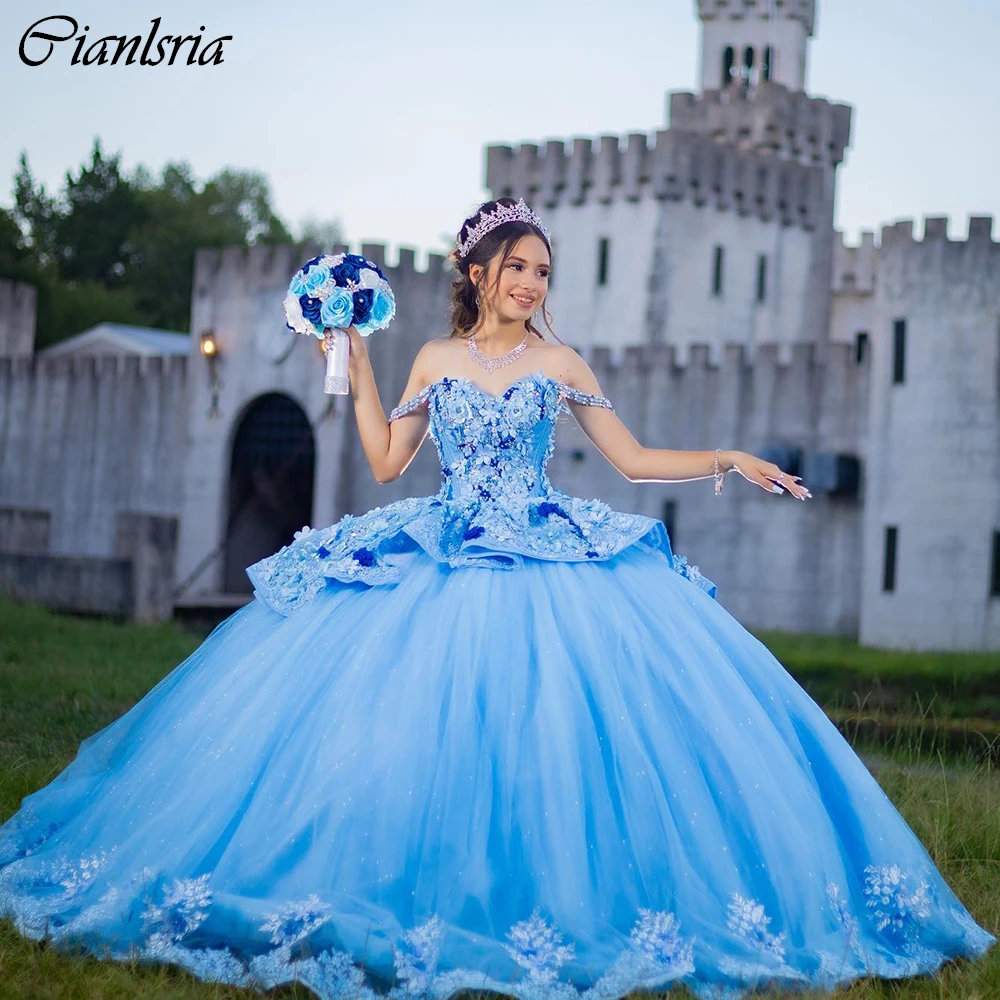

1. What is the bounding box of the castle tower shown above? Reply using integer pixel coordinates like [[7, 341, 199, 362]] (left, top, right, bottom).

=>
[[696, 0, 816, 93]]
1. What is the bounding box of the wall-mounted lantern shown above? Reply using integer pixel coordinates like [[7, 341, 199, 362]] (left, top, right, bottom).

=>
[[200, 329, 223, 418]]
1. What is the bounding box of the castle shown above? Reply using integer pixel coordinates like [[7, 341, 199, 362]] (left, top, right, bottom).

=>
[[1, 0, 997, 651]]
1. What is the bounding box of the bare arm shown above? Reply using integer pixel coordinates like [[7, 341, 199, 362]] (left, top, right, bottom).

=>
[[347, 328, 435, 485], [556, 347, 810, 498]]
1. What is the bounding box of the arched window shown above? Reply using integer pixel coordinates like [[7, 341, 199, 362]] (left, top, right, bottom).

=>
[[223, 393, 315, 593], [763, 45, 773, 81], [722, 45, 735, 88], [743, 45, 755, 86]]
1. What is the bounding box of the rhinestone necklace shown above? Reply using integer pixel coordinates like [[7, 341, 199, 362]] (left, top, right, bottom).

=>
[[468, 329, 528, 373]]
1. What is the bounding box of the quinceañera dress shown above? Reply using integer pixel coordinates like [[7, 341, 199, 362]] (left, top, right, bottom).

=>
[[0, 371, 994, 1000]]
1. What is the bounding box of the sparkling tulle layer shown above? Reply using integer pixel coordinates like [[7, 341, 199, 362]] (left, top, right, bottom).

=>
[[0, 544, 993, 1000]]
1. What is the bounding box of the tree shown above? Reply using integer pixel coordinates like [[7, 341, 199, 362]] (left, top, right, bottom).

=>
[[0, 143, 340, 344], [54, 137, 145, 286]]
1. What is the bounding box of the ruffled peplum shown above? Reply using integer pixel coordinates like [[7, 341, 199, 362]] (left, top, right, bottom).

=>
[[246, 490, 717, 617]]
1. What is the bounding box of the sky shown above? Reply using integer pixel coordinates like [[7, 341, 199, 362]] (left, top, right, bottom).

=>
[[1, 1, 996, 265]]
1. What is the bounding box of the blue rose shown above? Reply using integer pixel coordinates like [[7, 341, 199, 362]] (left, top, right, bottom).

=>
[[289, 271, 309, 296], [299, 294, 322, 325], [320, 287, 354, 329], [370, 288, 395, 327], [303, 264, 331, 294], [332, 260, 361, 285], [301, 255, 325, 273], [352, 288, 374, 324]]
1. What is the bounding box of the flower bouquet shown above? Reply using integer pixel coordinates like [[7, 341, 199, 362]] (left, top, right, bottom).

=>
[[283, 253, 396, 394]]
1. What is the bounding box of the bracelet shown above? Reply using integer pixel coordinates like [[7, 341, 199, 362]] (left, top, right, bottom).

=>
[[714, 448, 724, 496]]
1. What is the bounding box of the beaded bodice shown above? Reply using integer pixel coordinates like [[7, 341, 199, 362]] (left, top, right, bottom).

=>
[[386, 370, 611, 504], [246, 372, 717, 615]]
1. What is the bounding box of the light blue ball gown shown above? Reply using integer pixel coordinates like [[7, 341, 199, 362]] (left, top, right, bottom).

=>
[[0, 370, 994, 1000]]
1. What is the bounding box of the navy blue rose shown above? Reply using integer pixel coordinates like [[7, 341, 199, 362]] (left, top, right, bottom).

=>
[[332, 260, 362, 285], [299, 295, 323, 324], [353, 288, 374, 324]]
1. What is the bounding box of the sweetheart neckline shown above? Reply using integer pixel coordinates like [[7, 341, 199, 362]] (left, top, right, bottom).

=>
[[424, 370, 554, 400]]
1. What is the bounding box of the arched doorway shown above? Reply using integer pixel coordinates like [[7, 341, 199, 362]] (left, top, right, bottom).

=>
[[223, 393, 315, 593]]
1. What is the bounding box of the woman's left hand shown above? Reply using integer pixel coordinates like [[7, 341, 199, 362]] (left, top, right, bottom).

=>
[[726, 451, 812, 500]]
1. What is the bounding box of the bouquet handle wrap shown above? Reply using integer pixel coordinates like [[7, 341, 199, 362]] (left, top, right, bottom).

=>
[[324, 329, 350, 395]]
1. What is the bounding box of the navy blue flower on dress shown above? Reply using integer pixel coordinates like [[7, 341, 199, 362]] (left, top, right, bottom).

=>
[[352, 547, 377, 567]]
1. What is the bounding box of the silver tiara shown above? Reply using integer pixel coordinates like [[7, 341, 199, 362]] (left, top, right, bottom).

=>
[[456, 197, 551, 258]]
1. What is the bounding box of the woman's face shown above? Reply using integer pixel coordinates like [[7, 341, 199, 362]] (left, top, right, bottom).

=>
[[475, 234, 551, 321]]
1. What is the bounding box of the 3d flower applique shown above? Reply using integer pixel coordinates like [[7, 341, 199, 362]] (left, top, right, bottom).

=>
[[726, 892, 786, 961], [393, 914, 445, 994], [142, 873, 213, 948], [505, 907, 576, 986], [49, 847, 116, 898], [628, 908, 696, 975], [863, 864, 931, 946], [259, 893, 333, 947], [352, 547, 377, 567]]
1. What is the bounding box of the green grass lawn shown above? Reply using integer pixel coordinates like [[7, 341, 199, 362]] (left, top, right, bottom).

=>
[[1, 599, 998, 999]]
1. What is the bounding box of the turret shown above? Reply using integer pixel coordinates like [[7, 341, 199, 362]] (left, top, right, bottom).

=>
[[696, 0, 816, 93]]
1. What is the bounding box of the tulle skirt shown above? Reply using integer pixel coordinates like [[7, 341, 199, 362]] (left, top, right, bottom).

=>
[[0, 542, 994, 999]]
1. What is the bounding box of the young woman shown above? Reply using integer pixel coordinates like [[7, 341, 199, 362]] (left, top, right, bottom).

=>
[[0, 197, 993, 1000]]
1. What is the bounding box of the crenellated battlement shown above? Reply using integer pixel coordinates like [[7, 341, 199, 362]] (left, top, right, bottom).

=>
[[875, 215, 1000, 306], [878, 214, 996, 249], [487, 128, 826, 229], [668, 81, 852, 166], [697, 0, 816, 34], [832, 230, 876, 294], [0, 279, 37, 358]]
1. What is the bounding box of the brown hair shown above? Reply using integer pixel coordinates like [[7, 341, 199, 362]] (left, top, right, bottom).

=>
[[445, 197, 563, 344]]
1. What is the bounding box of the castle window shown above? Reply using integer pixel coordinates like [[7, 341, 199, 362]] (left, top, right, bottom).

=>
[[855, 331, 869, 364], [662, 499, 677, 542], [722, 46, 735, 88], [711, 245, 725, 297], [742, 46, 755, 86], [991, 530, 1000, 597], [892, 318, 906, 384], [756, 254, 767, 303], [763, 46, 773, 81], [883, 525, 898, 593], [597, 237, 610, 286]]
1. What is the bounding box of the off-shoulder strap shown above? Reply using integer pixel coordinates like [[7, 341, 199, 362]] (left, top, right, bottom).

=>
[[553, 379, 615, 412], [388, 382, 434, 422]]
